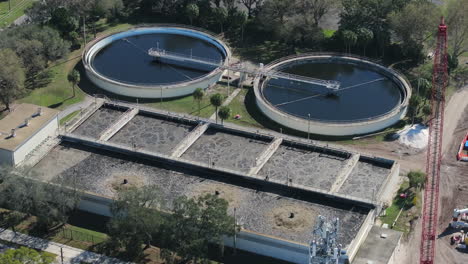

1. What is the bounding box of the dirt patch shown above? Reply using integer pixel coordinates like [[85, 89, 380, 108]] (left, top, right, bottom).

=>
[[187, 182, 244, 209], [107, 172, 146, 193], [267, 200, 317, 232]]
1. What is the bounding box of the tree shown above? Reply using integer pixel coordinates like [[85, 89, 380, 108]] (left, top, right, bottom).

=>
[[341, 30, 357, 53], [213, 7, 228, 33], [0, 247, 54, 264], [210, 93, 224, 123], [445, 0, 468, 62], [409, 95, 422, 124], [193, 88, 204, 115], [0, 168, 80, 231], [235, 10, 248, 42], [339, 0, 407, 57], [90, 0, 124, 21], [238, 0, 260, 18], [218, 106, 231, 125], [422, 104, 432, 119], [258, 0, 291, 30], [389, 1, 438, 62], [50, 7, 79, 37], [68, 70, 81, 97], [185, 3, 199, 25], [294, 0, 336, 26], [0, 25, 70, 67], [160, 194, 236, 264], [15, 40, 47, 77], [407, 170, 426, 190], [108, 186, 163, 258], [223, 0, 236, 11], [357, 28, 373, 56], [0, 49, 25, 111]]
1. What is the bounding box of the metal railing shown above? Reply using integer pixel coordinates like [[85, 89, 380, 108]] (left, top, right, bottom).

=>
[[263, 52, 412, 95], [256, 52, 412, 124]]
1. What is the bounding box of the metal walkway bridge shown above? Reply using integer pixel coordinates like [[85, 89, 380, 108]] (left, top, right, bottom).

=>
[[148, 47, 341, 90]]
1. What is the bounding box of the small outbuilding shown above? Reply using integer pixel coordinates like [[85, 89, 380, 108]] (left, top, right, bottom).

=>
[[0, 104, 59, 167]]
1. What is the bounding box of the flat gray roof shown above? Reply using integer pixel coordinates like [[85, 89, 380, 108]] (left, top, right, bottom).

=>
[[0, 104, 58, 151], [353, 225, 403, 264]]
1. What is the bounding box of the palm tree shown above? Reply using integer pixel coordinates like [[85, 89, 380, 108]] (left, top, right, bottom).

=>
[[193, 88, 204, 115], [210, 93, 224, 123], [67, 70, 80, 97], [218, 106, 231, 125], [357, 28, 373, 56], [342, 30, 357, 53]]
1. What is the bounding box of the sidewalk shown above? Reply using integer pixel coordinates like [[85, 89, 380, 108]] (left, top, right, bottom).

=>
[[0, 228, 132, 264], [58, 96, 95, 120]]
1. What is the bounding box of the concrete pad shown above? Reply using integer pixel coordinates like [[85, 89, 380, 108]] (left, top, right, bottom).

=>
[[181, 128, 271, 173], [109, 114, 195, 155], [258, 144, 349, 191], [73, 106, 126, 139], [34, 142, 369, 246], [353, 225, 402, 264], [337, 160, 390, 201]]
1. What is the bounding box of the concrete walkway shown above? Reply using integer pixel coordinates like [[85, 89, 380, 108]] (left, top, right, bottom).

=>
[[0, 228, 132, 264], [58, 96, 95, 120]]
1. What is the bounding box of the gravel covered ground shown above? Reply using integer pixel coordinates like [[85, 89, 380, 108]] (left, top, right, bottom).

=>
[[258, 145, 349, 191], [181, 128, 271, 172], [109, 114, 195, 155], [337, 161, 390, 201], [73, 106, 125, 139], [33, 142, 368, 245]]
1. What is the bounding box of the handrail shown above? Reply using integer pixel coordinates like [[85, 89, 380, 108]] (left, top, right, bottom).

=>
[[264, 52, 412, 95], [82, 24, 230, 90], [256, 52, 412, 124]]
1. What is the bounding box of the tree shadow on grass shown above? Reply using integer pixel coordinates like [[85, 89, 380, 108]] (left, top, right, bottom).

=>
[[25, 71, 54, 91]]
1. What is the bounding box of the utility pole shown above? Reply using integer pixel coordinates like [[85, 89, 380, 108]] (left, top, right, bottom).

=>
[[308, 113, 311, 140], [8, 0, 11, 11]]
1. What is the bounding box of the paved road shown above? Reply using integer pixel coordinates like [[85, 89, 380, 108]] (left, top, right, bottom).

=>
[[0, 228, 132, 264]]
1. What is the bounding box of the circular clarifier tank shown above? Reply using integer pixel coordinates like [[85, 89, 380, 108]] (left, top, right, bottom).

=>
[[83, 26, 230, 98], [254, 54, 411, 136]]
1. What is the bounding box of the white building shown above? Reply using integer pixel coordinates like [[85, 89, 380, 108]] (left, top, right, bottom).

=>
[[0, 104, 59, 167]]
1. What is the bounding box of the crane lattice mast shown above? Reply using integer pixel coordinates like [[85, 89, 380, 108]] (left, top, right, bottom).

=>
[[419, 17, 448, 264]]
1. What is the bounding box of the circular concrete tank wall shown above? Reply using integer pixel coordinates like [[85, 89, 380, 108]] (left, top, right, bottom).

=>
[[83, 26, 231, 99], [254, 53, 412, 136]]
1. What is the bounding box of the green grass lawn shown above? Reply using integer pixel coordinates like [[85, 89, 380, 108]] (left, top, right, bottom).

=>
[[59, 110, 81, 125], [0, 0, 34, 28], [226, 87, 265, 128], [144, 84, 229, 119], [380, 181, 421, 234], [323, 29, 336, 38], [18, 52, 86, 110], [16, 21, 134, 111], [0, 0, 22, 14]]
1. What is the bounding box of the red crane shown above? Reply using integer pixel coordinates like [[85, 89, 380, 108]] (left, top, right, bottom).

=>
[[420, 17, 448, 264]]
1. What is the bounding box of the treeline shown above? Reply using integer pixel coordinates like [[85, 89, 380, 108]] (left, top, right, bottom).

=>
[[0, 26, 70, 110], [1, 0, 466, 117], [0, 168, 235, 263]]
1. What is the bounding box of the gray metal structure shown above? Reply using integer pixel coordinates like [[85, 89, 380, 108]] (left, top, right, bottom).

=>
[[309, 215, 349, 264], [148, 47, 341, 90]]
